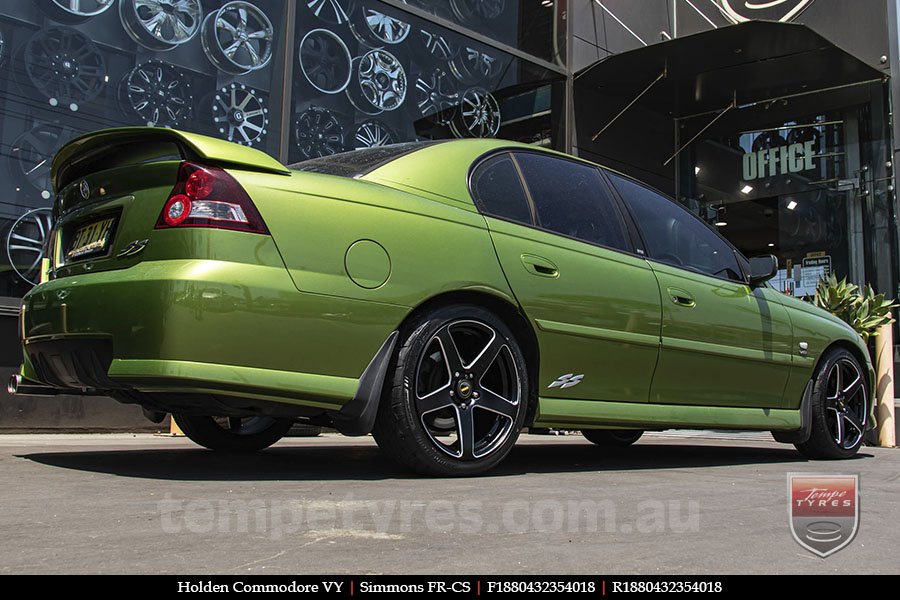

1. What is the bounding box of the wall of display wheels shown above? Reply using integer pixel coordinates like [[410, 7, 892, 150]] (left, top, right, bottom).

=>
[[0, 0, 285, 297], [288, 0, 554, 164], [0, 0, 558, 297]]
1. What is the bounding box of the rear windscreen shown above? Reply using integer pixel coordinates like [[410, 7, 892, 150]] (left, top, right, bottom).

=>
[[57, 140, 183, 191], [288, 141, 443, 178]]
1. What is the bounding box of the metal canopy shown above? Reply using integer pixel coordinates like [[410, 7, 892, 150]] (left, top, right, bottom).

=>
[[575, 21, 886, 122]]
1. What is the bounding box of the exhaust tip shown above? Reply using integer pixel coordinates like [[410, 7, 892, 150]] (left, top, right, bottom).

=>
[[7, 374, 21, 395]]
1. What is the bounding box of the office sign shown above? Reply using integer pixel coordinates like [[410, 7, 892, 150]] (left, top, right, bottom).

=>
[[742, 140, 816, 181]]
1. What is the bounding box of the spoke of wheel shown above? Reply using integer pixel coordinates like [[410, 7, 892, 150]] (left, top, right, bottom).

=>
[[467, 333, 504, 379], [842, 410, 864, 440], [417, 385, 454, 415], [842, 370, 863, 399], [228, 417, 242, 432], [433, 327, 464, 374], [246, 42, 260, 66], [455, 406, 476, 459], [830, 407, 843, 445], [830, 363, 842, 399], [476, 387, 516, 420]]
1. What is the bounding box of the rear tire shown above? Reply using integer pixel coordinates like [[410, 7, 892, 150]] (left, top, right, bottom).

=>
[[582, 429, 643, 447], [795, 348, 868, 460], [372, 304, 529, 476], [174, 414, 294, 452]]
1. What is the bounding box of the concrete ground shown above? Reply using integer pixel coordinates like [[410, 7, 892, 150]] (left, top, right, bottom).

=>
[[0, 432, 897, 574]]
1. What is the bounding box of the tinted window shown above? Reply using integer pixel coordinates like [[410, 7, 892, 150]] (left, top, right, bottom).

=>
[[470, 154, 532, 224], [288, 141, 443, 177], [608, 172, 744, 281], [514, 153, 628, 250]]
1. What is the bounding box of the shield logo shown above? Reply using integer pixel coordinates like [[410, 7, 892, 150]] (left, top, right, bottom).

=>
[[718, 0, 816, 23], [788, 474, 858, 557]]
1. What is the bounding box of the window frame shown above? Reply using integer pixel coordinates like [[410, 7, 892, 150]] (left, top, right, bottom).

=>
[[600, 167, 751, 285], [467, 148, 639, 256]]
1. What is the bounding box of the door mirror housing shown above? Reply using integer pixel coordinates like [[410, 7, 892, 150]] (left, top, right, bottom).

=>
[[748, 255, 778, 286]]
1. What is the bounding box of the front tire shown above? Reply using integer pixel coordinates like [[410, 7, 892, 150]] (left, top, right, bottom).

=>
[[174, 414, 294, 452], [795, 348, 869, 459], [372, 304, 529, 476], [582, 429, 643, 447]]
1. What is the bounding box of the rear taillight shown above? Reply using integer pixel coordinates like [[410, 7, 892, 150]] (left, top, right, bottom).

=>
[[155, 162, 268, 234]]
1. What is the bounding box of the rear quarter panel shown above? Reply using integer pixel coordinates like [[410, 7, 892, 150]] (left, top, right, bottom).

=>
[[233, 169, 515, 309]]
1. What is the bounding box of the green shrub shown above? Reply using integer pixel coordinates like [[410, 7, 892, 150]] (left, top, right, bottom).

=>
[[812, 274, 898, 342]]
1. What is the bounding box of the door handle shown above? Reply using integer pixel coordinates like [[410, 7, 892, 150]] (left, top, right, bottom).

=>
[[521, 254, 559, 278], [667, 287, 696, 308]]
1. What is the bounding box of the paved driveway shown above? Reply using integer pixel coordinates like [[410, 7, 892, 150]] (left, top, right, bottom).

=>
[[0, 433, 897, 574]]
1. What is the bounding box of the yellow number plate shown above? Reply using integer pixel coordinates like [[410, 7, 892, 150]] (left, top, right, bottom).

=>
[[66, 217, 116, 261]]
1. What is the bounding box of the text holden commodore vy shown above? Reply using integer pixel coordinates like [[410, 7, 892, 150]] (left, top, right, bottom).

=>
[[10, 127, 875, 476]]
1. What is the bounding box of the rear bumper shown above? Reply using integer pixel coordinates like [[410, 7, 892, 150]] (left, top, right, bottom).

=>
[[20, 259, 408, 409]]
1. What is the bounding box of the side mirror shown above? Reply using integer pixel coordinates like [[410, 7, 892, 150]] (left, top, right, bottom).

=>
[[748, 255, 778, 286]]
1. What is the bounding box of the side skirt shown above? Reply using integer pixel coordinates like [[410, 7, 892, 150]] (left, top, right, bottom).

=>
[[533, 396, 802, 431]]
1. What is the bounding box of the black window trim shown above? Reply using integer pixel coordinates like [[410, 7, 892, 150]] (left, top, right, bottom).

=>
[[601, 167, 752, 285], [467, 148, 638, 257]]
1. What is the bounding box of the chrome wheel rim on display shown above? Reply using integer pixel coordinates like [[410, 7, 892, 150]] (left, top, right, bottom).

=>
[[201, 1, 273, 75], [118, 60, 192, 127], [350, 8, 411, 46], [354, 119, 394, 148], [354, 49, 407, 113], [9, 124, 79, 200], [298, 28, 352, 94], [450, 46, 499, 85], [825, 358, 868, 450], [119, 0, 202, 51], [450, 87, 500, 138], [416, 68, 458, 125], [414, 28, 460, 61], [305, 0, 351, 25], [212, 83, 268, 147], [295, 106, 345, 159], [414, 319, 520, 460], [22, 26, 106, 111], [36, 0, 115, 23], [450, 0, 505, 23], [6, 208, 52, 287]]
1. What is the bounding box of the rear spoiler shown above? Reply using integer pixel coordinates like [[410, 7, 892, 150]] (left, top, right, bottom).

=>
[[51, 127, 290, 192]]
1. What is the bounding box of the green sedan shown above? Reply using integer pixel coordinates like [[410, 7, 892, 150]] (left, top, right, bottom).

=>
[[11, 127, 874, 476]]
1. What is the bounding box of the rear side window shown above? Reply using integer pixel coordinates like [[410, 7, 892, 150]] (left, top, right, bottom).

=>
[[513, 152, 628, 250], [470, 154, 532, 225], [608, 171, 744, 281]]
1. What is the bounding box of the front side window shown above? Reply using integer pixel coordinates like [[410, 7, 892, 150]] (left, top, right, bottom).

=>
[[513, 152, 628, 250], [608, 171, 744, 281]]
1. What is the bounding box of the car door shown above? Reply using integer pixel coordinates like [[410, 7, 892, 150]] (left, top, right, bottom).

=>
[[470, 151, 661, 403], [606, 170, 793, 408]]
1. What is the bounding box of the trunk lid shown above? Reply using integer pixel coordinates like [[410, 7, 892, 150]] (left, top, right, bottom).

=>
[[47, 127, 288, 278]]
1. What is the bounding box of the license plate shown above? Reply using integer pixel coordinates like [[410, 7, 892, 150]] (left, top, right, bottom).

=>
[[66, 216, 116, 261]]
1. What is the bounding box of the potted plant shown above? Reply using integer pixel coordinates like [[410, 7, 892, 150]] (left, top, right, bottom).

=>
[[812, 274, 897, 345]]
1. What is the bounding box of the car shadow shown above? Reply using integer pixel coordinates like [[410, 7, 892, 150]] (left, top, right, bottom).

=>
[[17, 440, 871, 481]]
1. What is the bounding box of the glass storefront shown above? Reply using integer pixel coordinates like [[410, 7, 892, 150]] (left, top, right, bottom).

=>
[[678, 84, 896, 300], [0, 0, 564, 303], [287, 0, 561, 164]]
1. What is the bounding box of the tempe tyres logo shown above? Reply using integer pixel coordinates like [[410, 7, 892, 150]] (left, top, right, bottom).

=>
[[718, 1, 816, 23], [788, 474, 859, 557]]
